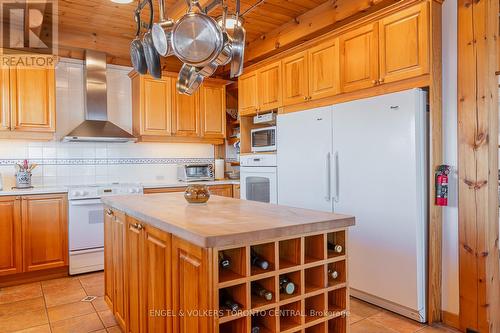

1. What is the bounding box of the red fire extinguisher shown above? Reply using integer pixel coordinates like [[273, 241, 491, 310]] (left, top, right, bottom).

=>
[[435, 165, 451, 206]]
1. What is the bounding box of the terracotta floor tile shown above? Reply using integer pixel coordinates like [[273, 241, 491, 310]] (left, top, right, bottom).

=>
[[91, 296, 110, 312], [0, 283, 43, 305], [78, 272, 104, 286], [350, 298, 383, 319], [12, 324, 51, 333], [106, 326, 123, 333], [43, 282, 87, 308], [50, 312, 104, 333], [98, 309, 118, 328], [82, 285, 105, 297], [0, 308, 48, 332], [0, 296, 45, 317], [351, 318, 399, 333], [416, 325, 461, 333], [41, 277, 80, 290], [47, 300, 96, 323], [368, 311, 425, 333]]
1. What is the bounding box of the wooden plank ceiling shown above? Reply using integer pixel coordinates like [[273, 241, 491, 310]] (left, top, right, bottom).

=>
[[56, 0, 329, 69]]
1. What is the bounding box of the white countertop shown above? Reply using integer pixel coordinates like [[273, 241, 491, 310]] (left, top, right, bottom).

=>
[[0, 180, 240, 196]]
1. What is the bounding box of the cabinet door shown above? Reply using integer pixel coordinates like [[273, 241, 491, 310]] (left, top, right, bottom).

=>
[[209, 185, 233, 198], [125, 217, 143, 333], [104, 207, 114, 308], [238, 71, 258, 116], [0, 196, 22, 276], [282, 50, 309, 106], [0, 68, 10, 131], [258, 61, 282, 111], [309, 39, 340, 100], [339, 23, 379, 93], [200, 83, 226, 139], [233, 185, 240, 199], [172, 88, 200, 137], [112, 210, 127, 331], [21, 194, 67, 272], [10, 67, 55, 132], [141, 77, 172, 136], [378, 3, 429, 83], [172, 236, 211, 333], [142, 224, 172, 332]]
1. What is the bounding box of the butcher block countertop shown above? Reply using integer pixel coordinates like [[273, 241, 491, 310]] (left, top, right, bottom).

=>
[[102, 193, 355, 248]]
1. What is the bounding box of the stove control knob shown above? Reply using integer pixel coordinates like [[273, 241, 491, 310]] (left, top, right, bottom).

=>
[[72, 191, 81, 197]]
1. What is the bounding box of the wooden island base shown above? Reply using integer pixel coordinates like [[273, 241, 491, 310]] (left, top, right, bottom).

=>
[[103, 193, 354, 333]]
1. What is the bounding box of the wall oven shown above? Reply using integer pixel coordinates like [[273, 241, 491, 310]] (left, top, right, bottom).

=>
[[240, 154, 277, 204], [251, 126, 277, 152]]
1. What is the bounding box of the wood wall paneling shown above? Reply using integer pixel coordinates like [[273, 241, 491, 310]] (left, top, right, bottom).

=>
[[457, 0, 500, 331]]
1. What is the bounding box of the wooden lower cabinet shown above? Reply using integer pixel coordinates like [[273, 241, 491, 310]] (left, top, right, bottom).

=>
[[144, 184, 235, 198], [0, 196, 22, 276], [125, 217, 141, 333], [104, 207, 114, 308], [112, 210, 127, 330], [233, 184, 240, 199]]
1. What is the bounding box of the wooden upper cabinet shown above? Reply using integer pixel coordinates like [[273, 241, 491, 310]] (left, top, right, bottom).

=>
[[282, 50, 309, 106], [172, 88, 200, 137], [339, 23, 379, 93], [0, 196, 22, 276], [140, 77, 172, 136], [378, 2, 429, 83], [21, 194, 67, 272], [10, 67, 55, 132], [172, 236, 210, 333], [0, 69, 10, 131], [257, 61, 282, 111], [308, 39, 340, 100], [200, 83, 226, 139], [238, 71, 258, 115]]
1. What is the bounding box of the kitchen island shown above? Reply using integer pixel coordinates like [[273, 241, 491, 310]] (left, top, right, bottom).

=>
[[102, 193, 355, 333]]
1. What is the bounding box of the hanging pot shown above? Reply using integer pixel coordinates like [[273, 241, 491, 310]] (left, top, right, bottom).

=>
[[177, 63, 204, 95], [130, 10, 147, 74], [171, 0, 224, 67], [230, 0, 245, 78], [142, 0, 162, 79], [152, 0, 175, 57]]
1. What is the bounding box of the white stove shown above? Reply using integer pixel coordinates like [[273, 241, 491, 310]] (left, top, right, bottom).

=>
[[68, 183, 143, 275]]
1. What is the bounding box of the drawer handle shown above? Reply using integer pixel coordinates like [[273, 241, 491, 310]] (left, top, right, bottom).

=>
[[133, 223, 144, 231]]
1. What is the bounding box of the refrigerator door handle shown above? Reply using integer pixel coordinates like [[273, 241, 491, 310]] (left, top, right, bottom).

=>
[[334, 151, 340, 203], [325, 152, 331, 201]]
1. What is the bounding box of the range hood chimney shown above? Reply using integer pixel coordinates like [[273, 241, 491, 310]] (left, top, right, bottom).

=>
[[62, 50, 136, 143]]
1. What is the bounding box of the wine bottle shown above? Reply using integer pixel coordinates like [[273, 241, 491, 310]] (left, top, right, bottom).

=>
[[252, 283, 273, 301], [251, 326, 260, 333], [219, 252, 231, 269], [279, 276, 295, 295], [251, 249, 269, 270], [327, 241, 343, 253], [219, 290, 240, 312], [328, 268, 339, 280]]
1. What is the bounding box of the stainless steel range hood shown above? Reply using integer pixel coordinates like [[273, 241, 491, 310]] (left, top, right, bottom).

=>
[[62, 50, 136, 143]]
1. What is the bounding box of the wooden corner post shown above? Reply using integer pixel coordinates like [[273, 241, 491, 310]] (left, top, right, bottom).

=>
[[457, 0, 500, 331]]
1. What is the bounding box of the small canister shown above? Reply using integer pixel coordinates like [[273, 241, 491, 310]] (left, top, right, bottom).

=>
[[15, 171, 32, 189]]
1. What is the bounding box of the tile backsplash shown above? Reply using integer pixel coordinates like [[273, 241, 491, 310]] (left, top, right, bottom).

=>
[[0, 59, 214, 189]]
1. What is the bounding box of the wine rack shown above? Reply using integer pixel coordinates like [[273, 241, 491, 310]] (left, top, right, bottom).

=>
[[213, 229, 349, 333]]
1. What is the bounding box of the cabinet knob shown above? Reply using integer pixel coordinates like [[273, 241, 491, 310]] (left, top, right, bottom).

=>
[[106, 209, 114, 216], [303, 96, 308, 100], [379, 78, 385, 83], [15, 196, 21, 200], [308, 96, 312, 100], [133, 223, 144, 231], [372, 80, 378, 85]]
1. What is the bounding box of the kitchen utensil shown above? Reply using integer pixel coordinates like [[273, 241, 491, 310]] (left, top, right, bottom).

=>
[[152, 0, 175, 56], [171, 0, 224, 67], [184, 184, 210, 204], [142, 0, 162, 79], [230, 0, 245, 78], [130, 8, 148, 74], [177, 63, 204, 95]]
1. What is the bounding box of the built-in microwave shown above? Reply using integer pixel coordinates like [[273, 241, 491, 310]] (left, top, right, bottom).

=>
[[251, 126, 276, 152]]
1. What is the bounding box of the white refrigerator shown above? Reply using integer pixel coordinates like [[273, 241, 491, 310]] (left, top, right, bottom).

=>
[[277, 89, 428, 322]]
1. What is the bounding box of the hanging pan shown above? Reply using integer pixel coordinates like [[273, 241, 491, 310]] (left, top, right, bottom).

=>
[[142, 0, 162, 79], [130, 9, 147, 74], [152, 0, 175, 57], [230, 0, 245, 78]]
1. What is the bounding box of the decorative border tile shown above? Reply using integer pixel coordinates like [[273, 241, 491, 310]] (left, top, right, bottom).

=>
[[0, 158, 214, 166]]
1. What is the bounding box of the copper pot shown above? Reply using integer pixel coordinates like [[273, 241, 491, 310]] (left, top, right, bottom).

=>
[[184, 184, 210, 204]]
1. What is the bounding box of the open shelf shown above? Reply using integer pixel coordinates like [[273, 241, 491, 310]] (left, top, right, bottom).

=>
[[251, 242, 276, 276], [279, 301, 302, 332], [327, 288, 347, 317], [304, 294, 325, 324], [220, 317, 247, 333], [305, 322, 326, 333], [304, 234, 326, 264], [219, 247, 247, 284], [251, 309, 277, 333], [251, 277, 277, 309], [279, 238, 301, 270], [279, 270, 302, 301], [327, 231, 345, 259], [327, 316, 347, 333], [327, 261, 346, 288], [220, 283, 248, 318], [304, 265, 325, 294]]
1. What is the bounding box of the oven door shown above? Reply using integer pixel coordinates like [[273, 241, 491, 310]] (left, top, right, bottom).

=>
[[240, 167, 277, 204], [69, 198, 104, 251]]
